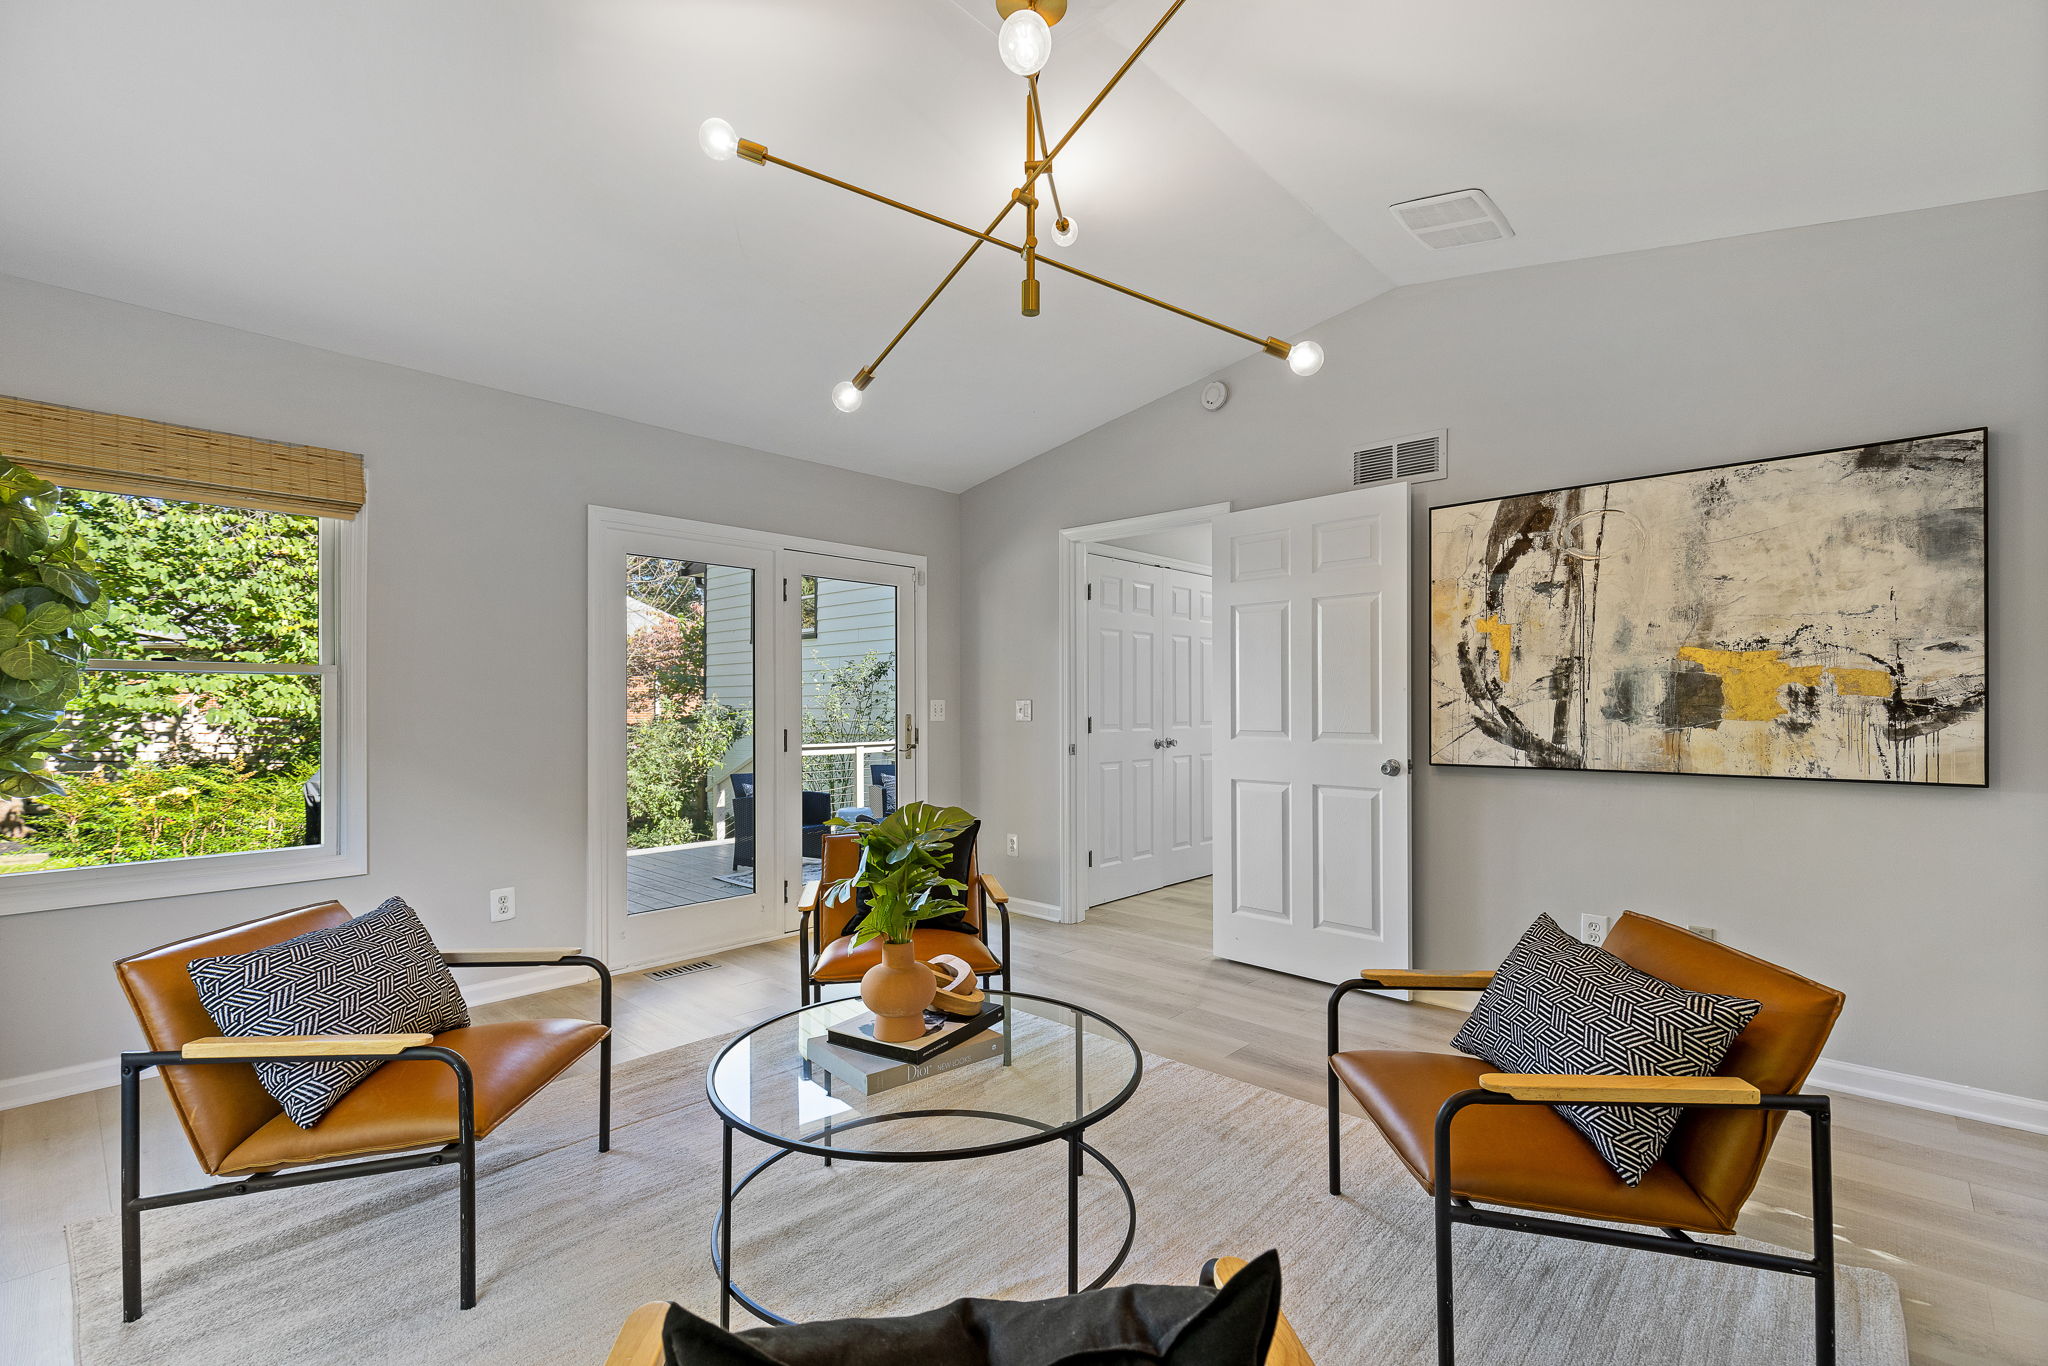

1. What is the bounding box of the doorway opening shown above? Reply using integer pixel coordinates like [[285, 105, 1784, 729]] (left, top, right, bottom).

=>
[[1059, 504, 1229, 925]]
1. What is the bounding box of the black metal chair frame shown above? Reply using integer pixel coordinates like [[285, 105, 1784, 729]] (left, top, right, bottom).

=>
[[118, 955, 612, 1321], [1326, 979, 1836, 1366], [797, 891, 1011, 1008]]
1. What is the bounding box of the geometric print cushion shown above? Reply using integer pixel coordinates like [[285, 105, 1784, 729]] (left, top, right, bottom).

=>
[[1451, 913, 1761, 1185], [186, 897, 470, 1129]]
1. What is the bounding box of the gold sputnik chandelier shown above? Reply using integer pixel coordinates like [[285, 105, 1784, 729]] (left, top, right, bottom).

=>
[[698, 0, 1325, 413]]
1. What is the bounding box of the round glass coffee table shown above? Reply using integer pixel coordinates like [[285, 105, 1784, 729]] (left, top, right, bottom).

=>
[[705, 991, 1143, 1326]]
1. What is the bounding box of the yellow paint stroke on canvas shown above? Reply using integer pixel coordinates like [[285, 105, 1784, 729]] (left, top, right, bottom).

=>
[[1826, 666, 1895, 698], [1676, 647, 1824, 721], [1475, 617, 1513, 683]]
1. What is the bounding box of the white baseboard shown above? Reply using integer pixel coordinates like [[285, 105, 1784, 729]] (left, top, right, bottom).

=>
[[457, 963, 596, 1007], [1808, 1057, 2048, 1135], [0, 963, 600, 1113], [1007, 897, 1065, 923], [0, 1055, 119, 1111]]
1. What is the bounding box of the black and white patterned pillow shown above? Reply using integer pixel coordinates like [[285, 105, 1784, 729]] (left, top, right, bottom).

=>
[[187, 897, 470, 1129], [1452, 914, 1761, 1185]]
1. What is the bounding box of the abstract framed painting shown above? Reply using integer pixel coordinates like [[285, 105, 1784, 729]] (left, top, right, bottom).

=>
[[1428, 428, 1987, 786]]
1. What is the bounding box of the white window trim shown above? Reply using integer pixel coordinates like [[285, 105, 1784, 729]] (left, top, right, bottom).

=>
[[0, 510, 369, 916]]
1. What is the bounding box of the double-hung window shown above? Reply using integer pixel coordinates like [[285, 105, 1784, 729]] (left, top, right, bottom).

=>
[[0, 398, 367, 914]]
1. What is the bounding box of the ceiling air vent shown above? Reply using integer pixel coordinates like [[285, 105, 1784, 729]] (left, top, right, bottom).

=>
[[1390, 189, 1514, 250], [1352, 430, 1448, 488]]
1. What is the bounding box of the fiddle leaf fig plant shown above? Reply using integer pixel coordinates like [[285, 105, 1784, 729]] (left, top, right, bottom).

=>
[[823, 801, 975, 947], [0, 463, 105, 799]]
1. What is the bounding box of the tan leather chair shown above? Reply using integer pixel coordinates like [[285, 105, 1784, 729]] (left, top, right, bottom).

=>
[[114, 902, 613, 1321], [795, 831, 1011, 1005], [1327, 912, 1844, 1366], [601, 1257, 1315, 1366]]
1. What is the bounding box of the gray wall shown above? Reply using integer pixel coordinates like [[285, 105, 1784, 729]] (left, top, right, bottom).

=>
[[960, 193, 2047, 1100], [0, 273, 962, 1084]]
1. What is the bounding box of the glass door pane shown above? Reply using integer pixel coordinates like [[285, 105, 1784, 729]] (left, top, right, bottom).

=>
[[624, 554, 756, 913], [795, 573, 900, 872]]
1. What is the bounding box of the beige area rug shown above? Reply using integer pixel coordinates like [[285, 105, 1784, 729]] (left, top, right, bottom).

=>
[[70, 1035, 1906, 1365]]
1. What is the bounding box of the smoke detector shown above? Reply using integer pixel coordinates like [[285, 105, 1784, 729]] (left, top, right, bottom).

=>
[[1389, 189, 1514, 250]]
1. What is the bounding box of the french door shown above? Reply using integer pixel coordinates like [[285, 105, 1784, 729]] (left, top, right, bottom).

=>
[[1209, 484, 1411, 983], [589, 510, 920, 970], [1085, 551, 1214, 906]]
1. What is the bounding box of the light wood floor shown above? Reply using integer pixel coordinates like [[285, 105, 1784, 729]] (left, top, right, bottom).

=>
[[4, 878, 2043, 1364]]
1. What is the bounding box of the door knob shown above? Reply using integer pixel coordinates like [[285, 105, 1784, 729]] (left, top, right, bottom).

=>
[[1164, 738, 1180, 748], [1152, 739, 1165, 749], [1381, 759, 1404, 776]]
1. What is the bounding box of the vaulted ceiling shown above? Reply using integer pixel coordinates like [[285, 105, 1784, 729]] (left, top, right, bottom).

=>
[[2, 1, 2042, 490]]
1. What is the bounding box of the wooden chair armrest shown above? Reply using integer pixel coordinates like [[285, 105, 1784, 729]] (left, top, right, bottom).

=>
[[1354, 969, 1494, 990], [183, 1033, 433, 1059], [1206, 1257, 1314, 1366], [1478, 1073, 1762, 1106], [797, 880, 821, 914], [603, 1301, 670, 1366], [978, 872, 1010, 905], [440, 948, 583, 964]]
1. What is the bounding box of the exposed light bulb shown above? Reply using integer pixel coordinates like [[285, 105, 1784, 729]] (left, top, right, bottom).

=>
[[698, 117, 739, 162], [1051, 215, 1079, 247], [831, 380, 864, 413], [1287, 340, 1325, 376], [998, 10, 1053, 76]]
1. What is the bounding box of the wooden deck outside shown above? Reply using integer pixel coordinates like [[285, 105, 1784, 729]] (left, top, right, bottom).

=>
[[625, 841, 748, 915]]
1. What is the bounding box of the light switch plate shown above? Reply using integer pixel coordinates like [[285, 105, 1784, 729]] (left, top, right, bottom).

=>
[[1014, 700, 1032, 722]]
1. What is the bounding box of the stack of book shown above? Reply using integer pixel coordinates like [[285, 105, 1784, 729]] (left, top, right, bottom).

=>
[[800, 1002, 1006, 1095]]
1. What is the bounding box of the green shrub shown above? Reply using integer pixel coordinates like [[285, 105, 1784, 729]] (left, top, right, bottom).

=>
[[19, 761, 314, 869]]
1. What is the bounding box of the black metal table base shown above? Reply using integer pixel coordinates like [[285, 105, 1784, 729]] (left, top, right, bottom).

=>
[[712, 1109, 1138, 1327]]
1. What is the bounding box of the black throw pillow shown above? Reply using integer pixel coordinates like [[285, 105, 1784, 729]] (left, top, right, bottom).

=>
[[662, 1250, 1281, 1366], [839, 819, 980, 940], [1451, 913, 1761, 1185]]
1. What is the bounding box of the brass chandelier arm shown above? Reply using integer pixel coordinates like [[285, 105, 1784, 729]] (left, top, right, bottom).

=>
[[1027, 78, 1066, 223], [1034, 0, 1188, 171], [1032, 252, 1272, 349], [757, 148, 1279, 353]]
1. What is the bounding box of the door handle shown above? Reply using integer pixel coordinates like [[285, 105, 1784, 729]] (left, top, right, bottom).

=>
[[1164, 738, 1180, 747], [1381, 759, 1404, 776], [903, 713, 919, 756], [1152, 739, 1165, 749]]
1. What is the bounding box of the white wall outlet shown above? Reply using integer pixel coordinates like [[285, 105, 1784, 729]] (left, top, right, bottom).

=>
[[1006, 833, 1019, 857], [1579, 914, 1608, 947], [1014, 699, 1032, 722], [489, 887, 516, 922], [929, 698, 946, 722], [1686, 924, 1719, 941]]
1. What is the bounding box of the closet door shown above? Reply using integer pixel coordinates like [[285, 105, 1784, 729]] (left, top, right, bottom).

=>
[[1085, 554, 1167, 906]]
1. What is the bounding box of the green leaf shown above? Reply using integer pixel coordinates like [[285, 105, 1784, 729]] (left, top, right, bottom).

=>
[[21, 600, 71, 636], [0, 639, 65, 681], [36, 564, 98, 605]]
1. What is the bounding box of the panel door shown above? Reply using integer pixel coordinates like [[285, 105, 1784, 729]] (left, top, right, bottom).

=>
[[1210, 486, 1411, 982], [1156, 566, 1215, 887], [1086, 554, 1166, 905]]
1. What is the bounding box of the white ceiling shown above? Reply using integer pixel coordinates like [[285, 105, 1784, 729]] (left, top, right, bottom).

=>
[[1, 1, 2042, 491]]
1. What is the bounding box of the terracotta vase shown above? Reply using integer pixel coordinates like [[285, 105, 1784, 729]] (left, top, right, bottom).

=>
[[861, 940, 936, 1043]]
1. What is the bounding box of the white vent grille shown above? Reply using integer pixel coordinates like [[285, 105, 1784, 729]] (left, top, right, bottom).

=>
[[1390, 189, 1514, 250], [1352, 430, 1448, 487]]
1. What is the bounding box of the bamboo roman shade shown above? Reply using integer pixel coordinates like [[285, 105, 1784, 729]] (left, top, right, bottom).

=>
[[0, 395, 365, 519]]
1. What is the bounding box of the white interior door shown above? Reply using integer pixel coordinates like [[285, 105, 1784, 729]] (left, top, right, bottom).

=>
[[1086, 554, 1165, 905], [1210, 485, 1411, 983], [1157, 566, 1215, 886], [1086, 553, 1214, 905]]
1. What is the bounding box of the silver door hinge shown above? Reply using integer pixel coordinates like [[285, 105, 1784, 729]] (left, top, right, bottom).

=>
[[1068, 742, 1076, 756], [1086, 716, 1093, 733], [783, 728, 789, 752], [1086, 582, 1093, 600], [783, 879, 790, 903], [782, 577, 788, 601]]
